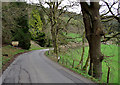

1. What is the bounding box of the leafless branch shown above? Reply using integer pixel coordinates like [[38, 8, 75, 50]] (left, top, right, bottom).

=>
[[101, 32, 120, 42]]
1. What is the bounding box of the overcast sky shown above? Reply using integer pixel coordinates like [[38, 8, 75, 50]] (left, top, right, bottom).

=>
[[24, 0, 119, 15], [2, 0, 118, 15], [25, 0, 99, 14]]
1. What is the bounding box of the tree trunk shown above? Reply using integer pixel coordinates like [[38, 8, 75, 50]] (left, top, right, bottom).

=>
[[51, 27, 58, 58], [55, 32, 59, 58], [50, 3, 59, 59], [80, 2, 104, 80], [87, 35, 103, 79]]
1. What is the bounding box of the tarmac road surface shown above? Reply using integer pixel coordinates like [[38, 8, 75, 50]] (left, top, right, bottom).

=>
[[1, 49, 96, 84]]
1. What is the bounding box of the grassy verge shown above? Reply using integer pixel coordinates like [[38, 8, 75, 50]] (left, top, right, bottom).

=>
[[46, 44, 119, 84], [1, 42, 44, 71]]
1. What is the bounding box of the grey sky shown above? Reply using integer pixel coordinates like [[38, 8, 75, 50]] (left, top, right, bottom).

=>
[[25, 0, 118, 15], [1, 0, 119, 15]]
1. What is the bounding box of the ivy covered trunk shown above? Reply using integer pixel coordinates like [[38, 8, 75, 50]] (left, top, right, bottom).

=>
[[49, 2, 59, 59], [80, 2, 104, 80], [51, 27, 58, 58]]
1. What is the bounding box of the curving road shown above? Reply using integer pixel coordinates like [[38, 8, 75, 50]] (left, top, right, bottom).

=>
[[1, 49, 95, 84]]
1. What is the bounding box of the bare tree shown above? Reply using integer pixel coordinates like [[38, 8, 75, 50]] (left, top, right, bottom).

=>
[[80, 1, 104, 79], [101, 0, 120, 23], [36, 0, 75, 59], [100, 0, 120, 42]]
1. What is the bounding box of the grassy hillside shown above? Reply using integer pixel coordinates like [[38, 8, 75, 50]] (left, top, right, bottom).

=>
[[65, 33, 82, 42]]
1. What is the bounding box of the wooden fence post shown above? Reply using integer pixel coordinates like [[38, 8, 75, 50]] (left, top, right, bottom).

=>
[[62, 58, 64, 64], [72, 59, 75, 68], [107, 66, 110, 83], [66, 59, 67, 65], [48, 51, 49, 55]]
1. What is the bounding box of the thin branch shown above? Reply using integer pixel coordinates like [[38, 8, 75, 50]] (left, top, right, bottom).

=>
[[101, 32, 120, 42], [101, 18, 114, 22]]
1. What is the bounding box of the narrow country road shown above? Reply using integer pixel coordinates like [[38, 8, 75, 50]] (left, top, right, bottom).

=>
[[1, 49, 95, 84]]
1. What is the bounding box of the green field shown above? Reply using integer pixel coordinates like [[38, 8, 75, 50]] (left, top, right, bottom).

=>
[[57, 44, 119, 83], [101, 44, 119, 83], [66, 33, 82, 42], [61, 44, 119, 83], [52, 33, 119, 83]]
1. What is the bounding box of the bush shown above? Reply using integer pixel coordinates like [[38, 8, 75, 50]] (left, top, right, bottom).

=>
[[2, 2, 31, 49], [13, 28, 31, 50], [2, 28, 12, 45], [16, 10, 31, 49], [45, 38, 52, 47], [34, 32, 52, 47], [12, 12, 31, 50], [35, 32, 46, 47], [18, 32, 31, 50]]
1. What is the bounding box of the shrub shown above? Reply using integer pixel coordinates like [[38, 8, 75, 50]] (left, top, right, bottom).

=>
[[45, 38, 52, 47], [2, 2, 31, 49], [35, 32, 46, 47], [13, 28, 31, 50], [18, 32, 31, 50], [2, 28, 12, 45], [12, 11, 31, 50]]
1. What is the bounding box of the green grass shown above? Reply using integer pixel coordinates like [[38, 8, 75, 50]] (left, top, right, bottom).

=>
[[48, 44, 119, 83], [66, 33, 80, 38], [101, 44, 119, 83], [63, 32, 82, 42], [2, 45, 27, 65], [46, 32, 119, 83], [1, 42, 44, 70]]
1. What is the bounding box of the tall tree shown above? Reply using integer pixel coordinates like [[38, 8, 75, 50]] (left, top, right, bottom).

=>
[[29, 7, 43, 40], [38, 1, 74, 59], [80, 1, 104, 79]]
